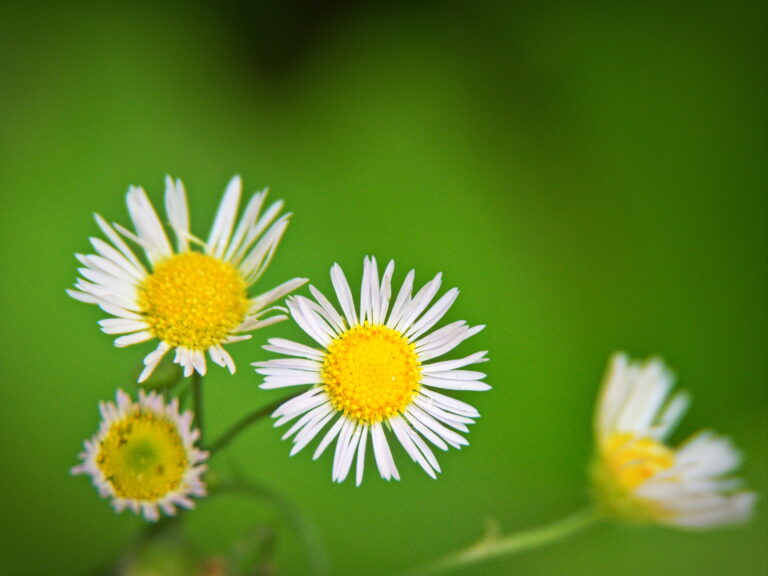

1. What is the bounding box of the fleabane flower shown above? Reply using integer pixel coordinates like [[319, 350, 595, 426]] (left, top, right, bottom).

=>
[[68, 176, 307, 382], [254, 257, 490, 485], [72, 389, 208, 522], [592, 353, 756, 528]]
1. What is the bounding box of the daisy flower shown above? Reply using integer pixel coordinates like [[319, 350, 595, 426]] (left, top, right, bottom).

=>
[[68, 176, 307, 382], [254, 257, 490, 485], [591, 353, 756, 528], [72, 389, 209, 521]]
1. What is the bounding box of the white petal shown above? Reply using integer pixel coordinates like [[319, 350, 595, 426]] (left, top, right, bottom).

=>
[[421, 375, 491, 391], [114, 331, 153, 347], [164, 175, 190, 253], [313, 416, 346, 461], [125, 185, 173, 265], [331, 264, 358, 327], [355, 426, 369, 486], [207, 175, 242, 259], [263, 338, 324, 361]]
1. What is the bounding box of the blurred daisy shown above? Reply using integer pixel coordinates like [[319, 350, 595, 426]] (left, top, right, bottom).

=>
[[72, 389, 208, 521], [592, 353, 756, 528], [254, 257, 490, 485], [68, 176, 306, 382]]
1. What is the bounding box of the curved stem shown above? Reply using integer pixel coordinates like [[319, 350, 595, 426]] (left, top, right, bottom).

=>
[[192, 372, 204, 445], [403, 508, 600, 576], [213, 476, 328, 576], [207, 391, 304, 455]]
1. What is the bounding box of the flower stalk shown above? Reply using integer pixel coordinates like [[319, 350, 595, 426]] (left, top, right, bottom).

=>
[[403, 508, 600, 576]]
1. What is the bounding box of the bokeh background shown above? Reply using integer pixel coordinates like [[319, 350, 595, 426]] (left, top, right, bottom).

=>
[[1, 1, 766, 575]]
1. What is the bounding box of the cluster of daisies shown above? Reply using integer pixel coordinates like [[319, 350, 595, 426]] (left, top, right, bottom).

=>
[[71, 176, 754, 531]]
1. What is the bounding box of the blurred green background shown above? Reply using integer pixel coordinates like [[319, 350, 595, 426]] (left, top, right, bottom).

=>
[[0, 1, 765, 575]]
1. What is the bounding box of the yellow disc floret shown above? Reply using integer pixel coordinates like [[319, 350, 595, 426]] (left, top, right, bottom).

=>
[[96, 410, 188, 501], [139, 252, 249, 350], [322, 323, 421, 424], [603, 432, 676, 491], [592, 432, 677, 523]]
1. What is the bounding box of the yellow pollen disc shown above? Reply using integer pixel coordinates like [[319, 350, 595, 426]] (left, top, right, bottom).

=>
[[96, 410, 188, 501], [139, 252, 249, 351], [603, 432, 676, 491], [322, 323, 421, 424]]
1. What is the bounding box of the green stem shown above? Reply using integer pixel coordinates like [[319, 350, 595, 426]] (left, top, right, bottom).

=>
[[207, 391, 304, 455], [213, 476, 328, 576], [403, 508, 600, 576], [192, 372, 204, 446]]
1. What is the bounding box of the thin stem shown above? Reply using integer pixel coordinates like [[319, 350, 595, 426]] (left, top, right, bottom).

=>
[[403, 508, 600, 576], [213, 476, 328, 576], [192, 372, 204, 446], [207, 391, 305, 455]]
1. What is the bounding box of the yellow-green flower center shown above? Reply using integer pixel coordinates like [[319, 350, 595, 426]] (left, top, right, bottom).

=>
[[322, 323, 421, 424], [604, 432, 676, 490], [592, 432, 678, 523], [139, 252, 249, 351], [96, 410, 188, 501]]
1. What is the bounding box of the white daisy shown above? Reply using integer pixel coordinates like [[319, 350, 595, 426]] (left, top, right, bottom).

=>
[[592, 353, 756, 528], [72, 389, 209, 522], [68, 176, 307, 382], [254, 257, 490, 485]]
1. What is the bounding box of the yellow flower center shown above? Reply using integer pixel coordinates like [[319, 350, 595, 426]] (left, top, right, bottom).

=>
[[322, 323, 422, 424], [603, 432, 675, 491], [96, 410, 188, 501], [139, 252, 249, 351]]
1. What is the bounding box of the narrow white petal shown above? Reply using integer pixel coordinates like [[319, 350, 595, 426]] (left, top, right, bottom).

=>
[[284, 403, 333, 442], [331, 264, 358, 326], [355, 426, 369, 486], [287, 297, 333, 348], [390, 417, 436, 479], [89, 237, 146, 281], [407, 405, 468, 448], [308, 285, 347, 334], [377, 260, 395, 325], [250, 277, 308, 313], [332, 419, 356, 481], [99, 318, 149, 334], [421, 351, 489, 374], [313, 416, 346, 460], [263, 338, 324, 361], [370, 422, 391, 480], [405, 288, 459, 341], [224, 189, 266, 264], [416, 324, 485, 361], [240, 217, 290, 285], [418, 388, 481, 418], [164, 175, 190, 253], [138, 342, 172, 383], [207, 175, 242, 259], [403, 410, 448, 450], [125, 185, 173, 264], [260, 373, 323, 389], [386, 269, 415, 328], [94, 214, 147, 275], [421, 375, 491, 391], [253, 358, 321, 371], [336, 423, 362, 483], [272, 389, 327, 426], [114, 331, 153, 347], [291, 408, 336, 455], [394, 273, 442, 333], [233, 199, 285, 265]]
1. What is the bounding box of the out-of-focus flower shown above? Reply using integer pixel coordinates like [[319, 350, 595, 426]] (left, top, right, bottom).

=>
[[72, 389, 208, 521], [591, 353, 756, 528], [255, 257, 489, 485], [68, 176, 306, 382]]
